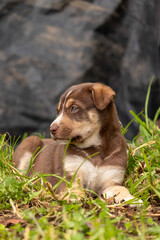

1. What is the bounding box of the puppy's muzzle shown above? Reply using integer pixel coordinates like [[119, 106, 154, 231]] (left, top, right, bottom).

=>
[[50, 124, 59, 136]]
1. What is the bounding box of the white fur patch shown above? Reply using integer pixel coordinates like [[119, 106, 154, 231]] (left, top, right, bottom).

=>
[[65, 155, 125, 192], [76, 127, 101, 149], [65, 155, 97, 190], [97, 166, 125, 186], [51, 90, 73, 126], [18, 152, 32, 171], [52, 113, 63, 125]]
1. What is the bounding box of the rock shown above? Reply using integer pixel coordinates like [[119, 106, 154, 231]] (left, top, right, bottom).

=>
[[0, 0, 159, 139]]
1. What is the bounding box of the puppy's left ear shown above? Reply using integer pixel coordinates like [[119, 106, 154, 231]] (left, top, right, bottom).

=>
[[91, 83, 116, 110]]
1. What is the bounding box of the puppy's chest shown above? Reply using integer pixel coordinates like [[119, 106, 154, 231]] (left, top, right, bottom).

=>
[[64, 153, 125, 193], [64, 150, 108, 190], [64, 153, 100, 188]]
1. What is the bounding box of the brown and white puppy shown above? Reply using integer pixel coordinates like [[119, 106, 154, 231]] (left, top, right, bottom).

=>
[[13, 82, 141, 204]]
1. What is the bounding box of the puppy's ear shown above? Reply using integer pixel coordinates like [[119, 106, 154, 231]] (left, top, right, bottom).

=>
[[91, 83, 116, 110]]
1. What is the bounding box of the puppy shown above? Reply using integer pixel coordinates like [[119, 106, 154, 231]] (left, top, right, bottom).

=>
[[13, 82, 140, 204]]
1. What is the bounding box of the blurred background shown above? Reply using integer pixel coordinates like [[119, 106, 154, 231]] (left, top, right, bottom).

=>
[[0, 0, 159, 140]]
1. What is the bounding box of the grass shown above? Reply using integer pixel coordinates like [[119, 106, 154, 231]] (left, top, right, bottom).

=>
[[0, 81, 160, 239]]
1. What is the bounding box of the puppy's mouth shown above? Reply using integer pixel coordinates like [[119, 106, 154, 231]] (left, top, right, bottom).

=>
[[51, 135, 83, 145], [71, 135, 83, 144]]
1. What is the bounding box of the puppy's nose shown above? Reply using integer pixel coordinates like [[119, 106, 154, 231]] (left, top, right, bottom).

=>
[[50, 124, 59, 135]]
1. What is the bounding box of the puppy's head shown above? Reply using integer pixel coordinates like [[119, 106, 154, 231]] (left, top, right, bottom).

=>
[[50, 83, 115, 148]]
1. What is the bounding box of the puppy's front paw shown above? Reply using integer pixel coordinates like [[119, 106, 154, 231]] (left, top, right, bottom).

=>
[[101, 186, 143, 206]]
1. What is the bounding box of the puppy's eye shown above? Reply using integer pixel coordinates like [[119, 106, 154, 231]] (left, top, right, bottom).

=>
[[70, 105, 79, 113]]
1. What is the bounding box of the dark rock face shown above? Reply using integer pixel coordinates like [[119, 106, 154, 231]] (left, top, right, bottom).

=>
[[0, 0, 159, 139]]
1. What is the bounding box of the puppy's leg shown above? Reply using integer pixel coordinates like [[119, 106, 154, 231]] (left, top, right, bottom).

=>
[[101, 185, 143, 205], [13, 136, 42, 171]]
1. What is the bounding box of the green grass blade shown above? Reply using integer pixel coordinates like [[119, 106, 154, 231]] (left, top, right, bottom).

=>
[[62, 139, 71, 186], [130, 110, 152, 135], [153, 107, 160, 125], [129, 174, 147, 193], [122, 112, 143, 136], [25, 145, 47, 176], [145, 76, 154, 129], [150, 185, 160, 199]]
